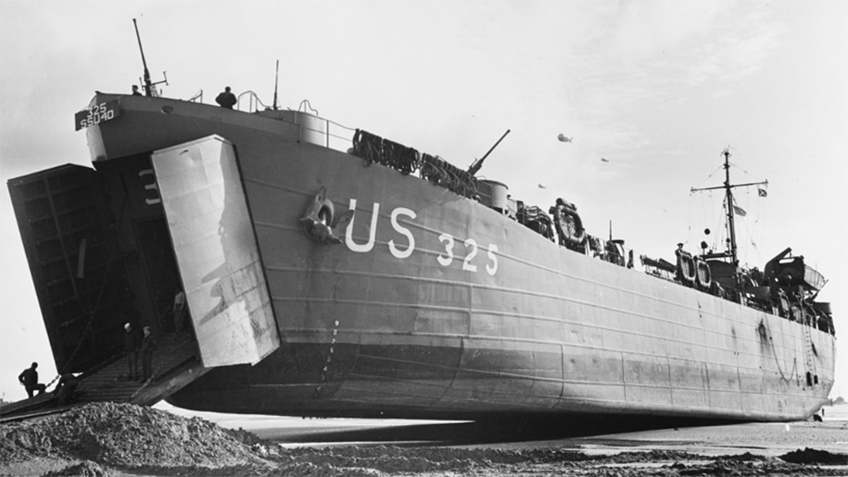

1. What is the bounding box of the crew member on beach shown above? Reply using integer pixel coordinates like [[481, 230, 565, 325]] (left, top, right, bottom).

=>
[[215, 86, 237, 109], [18, 362, 46, 398]]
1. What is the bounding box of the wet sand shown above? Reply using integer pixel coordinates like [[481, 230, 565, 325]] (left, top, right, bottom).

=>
[[190, 403, 845, 457], [249, 408, 847, 456]]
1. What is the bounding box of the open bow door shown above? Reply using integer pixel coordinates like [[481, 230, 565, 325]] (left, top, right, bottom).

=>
[[151, 135, 280, 367]]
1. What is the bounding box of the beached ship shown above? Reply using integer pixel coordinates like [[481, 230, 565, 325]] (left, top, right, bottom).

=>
[[7, 73, 835, 421]]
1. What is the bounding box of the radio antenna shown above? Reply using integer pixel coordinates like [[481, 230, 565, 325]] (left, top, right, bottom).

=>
[[273, 60, 280, 110]]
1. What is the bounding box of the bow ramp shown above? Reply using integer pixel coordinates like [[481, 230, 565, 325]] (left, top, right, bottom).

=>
[[3, 136, 280, 421]]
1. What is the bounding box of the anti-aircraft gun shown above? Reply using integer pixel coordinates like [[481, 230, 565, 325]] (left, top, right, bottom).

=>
[[762, 247, 833, 335]]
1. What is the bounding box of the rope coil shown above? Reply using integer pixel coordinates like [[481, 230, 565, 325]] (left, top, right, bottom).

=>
[[352, 129, 477, 197], [420, 153, 477, 198]]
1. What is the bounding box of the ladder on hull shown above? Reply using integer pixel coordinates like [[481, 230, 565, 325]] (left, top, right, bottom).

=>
[[801, 317, 817, 388]]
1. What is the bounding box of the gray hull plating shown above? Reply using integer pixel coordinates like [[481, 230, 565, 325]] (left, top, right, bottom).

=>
[[83, 93, 835, 421]]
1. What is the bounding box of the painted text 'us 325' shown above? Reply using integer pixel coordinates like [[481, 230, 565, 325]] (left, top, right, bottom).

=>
[[344, 199, 498, 276]]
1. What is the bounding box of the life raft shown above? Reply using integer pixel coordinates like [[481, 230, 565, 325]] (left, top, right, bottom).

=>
[[676, 250, 696, 286], [551, 202, 586, 249], [694, 258, 712, 290]]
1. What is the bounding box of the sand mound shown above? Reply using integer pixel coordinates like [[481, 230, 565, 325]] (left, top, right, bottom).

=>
[[0, 402, 271, 470]]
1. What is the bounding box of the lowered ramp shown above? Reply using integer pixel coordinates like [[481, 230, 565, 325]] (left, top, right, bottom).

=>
[[151, 135, 280, 367], [0, 333, 203, 422]]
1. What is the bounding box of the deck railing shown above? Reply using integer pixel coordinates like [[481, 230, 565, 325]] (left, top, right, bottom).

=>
[[235, 92, 355, 152], [296, 112, 357, 152]]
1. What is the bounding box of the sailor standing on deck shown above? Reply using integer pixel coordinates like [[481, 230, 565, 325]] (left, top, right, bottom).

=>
[[124, 323, 141, 381], [215, 86, 237, 109], [173, 289, 188, 333], [139, 326, 157, 381]]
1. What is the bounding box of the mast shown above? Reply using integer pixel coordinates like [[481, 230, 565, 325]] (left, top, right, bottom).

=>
[[691, 147, 768, 266], [133, 18, 153, 97], [722, 148, 738, 265]]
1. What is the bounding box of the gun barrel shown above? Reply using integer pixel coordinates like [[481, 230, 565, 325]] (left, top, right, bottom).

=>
[[133, 18, 153, 96], [469, 129, 510, 176]]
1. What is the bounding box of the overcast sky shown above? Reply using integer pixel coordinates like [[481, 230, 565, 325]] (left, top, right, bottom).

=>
[[1, 0, 846, 402]]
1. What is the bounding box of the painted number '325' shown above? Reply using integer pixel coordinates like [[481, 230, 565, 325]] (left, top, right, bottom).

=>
[[437, 233, 498, 275], [345, 199, 499, 276]]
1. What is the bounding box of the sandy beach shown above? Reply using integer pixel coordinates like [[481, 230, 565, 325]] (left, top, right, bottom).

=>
[[5, 401, 843, 476]]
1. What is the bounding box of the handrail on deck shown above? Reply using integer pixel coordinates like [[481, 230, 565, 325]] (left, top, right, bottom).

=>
[[237, 90, 273, 112], [297, 99, 319, 116]]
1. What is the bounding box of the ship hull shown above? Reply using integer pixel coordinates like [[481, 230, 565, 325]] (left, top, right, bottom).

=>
[[83, 94, 836, 420]]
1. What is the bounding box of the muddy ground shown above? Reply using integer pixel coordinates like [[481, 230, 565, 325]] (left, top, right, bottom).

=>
[[1, 402, 846, 476]]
